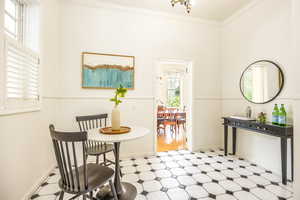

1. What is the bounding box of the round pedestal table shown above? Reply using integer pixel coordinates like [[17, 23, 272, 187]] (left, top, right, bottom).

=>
[[88, 126, 150, 200]]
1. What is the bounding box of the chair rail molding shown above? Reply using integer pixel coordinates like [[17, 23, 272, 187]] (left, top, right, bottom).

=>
[[194, 96, 222, 101], [221, 97, 296, 101], [42, 95, 155, 101]]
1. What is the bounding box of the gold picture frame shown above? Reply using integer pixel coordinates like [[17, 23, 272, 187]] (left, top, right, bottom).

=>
[[81, 52, 135, 89]]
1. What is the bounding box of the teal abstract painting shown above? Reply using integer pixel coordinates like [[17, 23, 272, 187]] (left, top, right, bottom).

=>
[[82, 53, 135, 89]]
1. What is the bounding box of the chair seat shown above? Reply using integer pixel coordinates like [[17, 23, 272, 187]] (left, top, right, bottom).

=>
[[86, 142, 114, 156], [59, 163, 114, 193], [157, 119, 165, 124], [165, 119, 177, 122], [164, 119, 177, 124]]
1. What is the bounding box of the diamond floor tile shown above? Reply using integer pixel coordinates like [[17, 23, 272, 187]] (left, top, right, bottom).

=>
[[160, 178, 180, 188], [29, 149, 293, 200], [186, 185, 208, 198], [167, 188, 189, 200]]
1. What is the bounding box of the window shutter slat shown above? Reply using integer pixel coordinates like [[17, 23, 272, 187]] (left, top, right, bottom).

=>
[[5, 37, 40, 100], [6, 40, 24, 98], [7, 57, 26, 68], [7, 71, 23, 79]]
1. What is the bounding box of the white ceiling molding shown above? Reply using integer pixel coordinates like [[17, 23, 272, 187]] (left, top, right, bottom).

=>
[[64, 0, 221, 26], [222, 0, 265, 26], [63, 0, 263, 25], [69, 0, 255, 21]]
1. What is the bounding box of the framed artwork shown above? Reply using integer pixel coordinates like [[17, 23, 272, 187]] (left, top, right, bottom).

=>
[[82, 52, 135, 89]]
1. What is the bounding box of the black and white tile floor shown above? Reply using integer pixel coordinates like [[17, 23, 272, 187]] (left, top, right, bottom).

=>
[[30, 149, 293, 200]]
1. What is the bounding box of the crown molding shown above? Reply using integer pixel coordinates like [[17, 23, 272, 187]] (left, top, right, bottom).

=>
[[222, 0, 265, 26], [63, 0, 221, 27]]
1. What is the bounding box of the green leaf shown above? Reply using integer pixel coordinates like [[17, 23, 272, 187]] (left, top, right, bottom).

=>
[[109, 85, 127, 105], [116, 100, 122, 106]]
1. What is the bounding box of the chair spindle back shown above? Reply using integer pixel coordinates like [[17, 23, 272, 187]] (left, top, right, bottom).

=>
[[76, 114, 108, 148], [49, 125, 88, 192], [76, 114, 108, 131], [175, 112, 186, 119]]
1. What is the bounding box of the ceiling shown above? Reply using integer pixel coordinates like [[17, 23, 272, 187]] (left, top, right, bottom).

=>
[[97, 0, 255, 21]]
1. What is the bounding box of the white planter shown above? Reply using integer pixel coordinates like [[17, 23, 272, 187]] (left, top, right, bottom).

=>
[[112, 106, 120, 130]]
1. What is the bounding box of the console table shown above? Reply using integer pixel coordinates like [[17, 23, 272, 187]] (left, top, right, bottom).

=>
[[222, 117, 293, 185]]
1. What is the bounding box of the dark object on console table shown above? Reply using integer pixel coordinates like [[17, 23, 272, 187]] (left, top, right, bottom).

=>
[[222, 117, 293, 185]]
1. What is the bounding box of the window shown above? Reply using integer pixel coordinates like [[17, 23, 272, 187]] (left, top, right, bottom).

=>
[[5, 37, 39, 99], [166, 74, 181, 107], [4, 0, 24, 40], [1, 0, 40, 113]]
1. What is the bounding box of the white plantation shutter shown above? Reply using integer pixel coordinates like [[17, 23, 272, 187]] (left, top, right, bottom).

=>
[[1, 0, 40, 113], [5, 36, 40, 106]]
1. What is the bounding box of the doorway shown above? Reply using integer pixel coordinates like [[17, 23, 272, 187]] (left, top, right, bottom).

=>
[[154, 60, 193, 152]]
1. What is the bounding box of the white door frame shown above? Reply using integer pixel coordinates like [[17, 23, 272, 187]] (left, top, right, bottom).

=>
[[153, 59, 194, 152]]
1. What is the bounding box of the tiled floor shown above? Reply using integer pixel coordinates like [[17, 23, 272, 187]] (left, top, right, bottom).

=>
[[30, 149, 293, 200]]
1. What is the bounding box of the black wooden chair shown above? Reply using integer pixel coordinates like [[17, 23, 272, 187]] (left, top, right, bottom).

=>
[[176, 112, 186, 131], [157, 113, 166, 135], [49, 125, 118, 200], [76, 114, 115, 166]]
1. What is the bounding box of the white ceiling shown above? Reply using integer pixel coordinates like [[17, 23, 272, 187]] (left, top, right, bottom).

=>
[[97, 0, 255, 21]]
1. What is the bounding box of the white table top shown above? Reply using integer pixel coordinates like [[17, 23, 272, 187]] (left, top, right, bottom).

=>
[[88, 126, 150, 143]]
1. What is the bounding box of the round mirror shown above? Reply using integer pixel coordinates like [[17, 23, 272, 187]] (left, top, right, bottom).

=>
[[240, 60, 284, 104]]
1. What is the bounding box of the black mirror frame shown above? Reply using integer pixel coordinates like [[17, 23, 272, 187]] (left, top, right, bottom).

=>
[[239, 60, 284, 104]]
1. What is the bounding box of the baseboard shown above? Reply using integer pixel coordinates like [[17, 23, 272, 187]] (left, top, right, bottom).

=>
[[22, 164, 56, 200], [193, 144, 222, 152]]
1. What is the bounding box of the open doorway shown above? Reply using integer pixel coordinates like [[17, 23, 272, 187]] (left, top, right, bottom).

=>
[[155, 60, 193, 152]]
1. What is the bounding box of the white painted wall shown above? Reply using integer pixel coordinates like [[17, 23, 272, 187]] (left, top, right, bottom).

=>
[[54, 0, 222, 156], [291, 0, 300, 198], [221, 0, 294, 176], [0, 0, 60, 199], [0, 0, 4, 109], [0, 0, 222, 198], [3, 0, 298, 199]]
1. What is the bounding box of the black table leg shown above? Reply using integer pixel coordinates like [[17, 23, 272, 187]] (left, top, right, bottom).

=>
[[113, 142, 122, 194], [232, 127, 237, 155], [281, 138, 287, 185], [224, 125, 228, 156], [291, 137, 294, 182]]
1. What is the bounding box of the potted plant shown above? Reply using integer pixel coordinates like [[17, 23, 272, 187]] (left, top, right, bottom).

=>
[[257, 112, 267, 123], [110, 85, 127, 130]]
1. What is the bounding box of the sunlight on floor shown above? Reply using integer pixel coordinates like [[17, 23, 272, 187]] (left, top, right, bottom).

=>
[[157, 126, 187, 152]]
